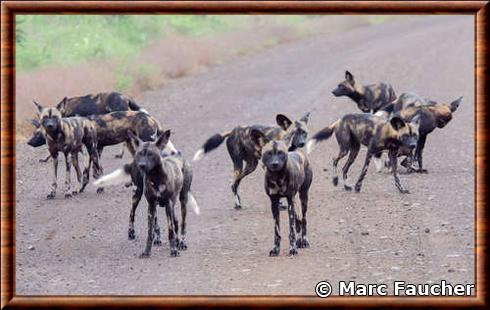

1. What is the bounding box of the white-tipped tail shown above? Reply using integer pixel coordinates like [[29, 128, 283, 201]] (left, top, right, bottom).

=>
[[306, 139, 317, 155], [165, 140, 178, 153], [187, 193, 200, 215], [193, 148, 205, 162], [93, 168, 131, 187], [139, 108, 149, 114]]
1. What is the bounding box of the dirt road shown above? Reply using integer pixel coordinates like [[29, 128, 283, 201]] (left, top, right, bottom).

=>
[[16, 16, 474, 295]]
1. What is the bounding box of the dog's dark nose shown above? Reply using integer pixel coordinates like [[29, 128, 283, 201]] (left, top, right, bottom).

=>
[[297, 142, 305, 148], [138, 163, 147, 170], [46, 123, 53, 129]]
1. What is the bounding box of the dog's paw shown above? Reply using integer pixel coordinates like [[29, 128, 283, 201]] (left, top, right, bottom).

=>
[[170, 249, 180, 257], [399, 189, 410, 194], [332, 176, 339, 186], [128, 229, 136, 240], [269, 247, 280, 257], [177, 240, 188, 250], [297, 238, 310, 248], [72, 190, 78, 196], [153, 239, 162, 246], [287, 247, 298, 257], [234, 204, 242, 210], [139, 252, 151, 258], [46, 192, 56, 200], [354, 184, 362, 193], [417, 169, 429, 174], [96, 187, 104, 194], [344, 185, 352, 191]]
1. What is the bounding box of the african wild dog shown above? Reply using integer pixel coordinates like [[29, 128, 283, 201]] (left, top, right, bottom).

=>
[[393, 96, 462, 173], [193, 113, 310, 209], [332, 71, 396, 113], [34, 102, 102, 199], [307, 113, 420, 194], [251, 130, 312, 256], [93, 130, 199, 258], [28, 92, 147, 160], [373, 94, 462, 173]]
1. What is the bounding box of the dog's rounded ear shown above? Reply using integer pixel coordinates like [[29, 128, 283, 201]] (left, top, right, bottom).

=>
[[33, 100, 43, 113], [31, 118, 41, 128], [251, 129, 267, 149], [449, 96, 462, 112], [345, 70, 355, 84], [300, 112, 310, 124], [56, 97, 68, 113], [276, 114, 293, 130], [156, 129, 171, 150], [127, 130, 141, 147], [390, 116, 406, 130]]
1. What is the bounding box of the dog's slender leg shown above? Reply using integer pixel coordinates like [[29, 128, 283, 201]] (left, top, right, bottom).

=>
[[128, 182, 143, 240], [90, 145, 104, 193], [140, 199, 156, 258], [354, 151, 373, 192], [332, 148, 348, 186], [415, 134, 428, 173], [47, 153, 59, 199], [153, 213, 162, 246], [297, 191, 310, 248], [342, 143, 360, 191], [125, 139, 136, 157], [71, 152, 83, 194], [269, 196, 281, 256], [231, 159, 257, 209], [389, 150, 409, 194], [115, 143, 125, 159], [172, 203, 180, 248], [63, 153, 72, 198], [286, 196, 298, 256], [178, 192, 188, 250], [165, 200, 180, 257]]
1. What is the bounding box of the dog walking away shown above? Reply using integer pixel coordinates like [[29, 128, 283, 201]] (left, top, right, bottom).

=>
[[34, 102, 102, 199], [307, 113, 420, 194], [251, 130, 312, 256], [193, 113, 310, 209], [332, 71, 396, 113], [394, 96, 462, 173], [93, 130, 199, 258]]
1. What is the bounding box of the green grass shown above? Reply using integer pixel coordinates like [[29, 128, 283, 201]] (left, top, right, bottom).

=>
[[15, 15, 309, 72]]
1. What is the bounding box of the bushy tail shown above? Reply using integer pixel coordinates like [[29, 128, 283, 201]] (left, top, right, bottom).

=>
[[187, 193, 200, 215], [306, 120, 340, 154], [92, 165, 131, 187], [193, 131, 231, 162]]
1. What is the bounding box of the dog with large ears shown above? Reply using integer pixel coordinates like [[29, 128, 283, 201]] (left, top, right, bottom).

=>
[[332, 71, 397, 113], [193, 112, 310, 209], [307, 113, 420, 194], [95, 129, 198, 258], [251, 129, 313, 257], [33, 101, 102, 199]]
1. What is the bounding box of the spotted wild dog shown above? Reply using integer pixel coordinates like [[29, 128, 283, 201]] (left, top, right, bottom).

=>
[[393, 96, 462, 173], [33, 102, 102, 199], [251, 130, 312, 256], [93, 130, 199, 258], [373, 94, 462, 173], [193, 113, 310, 209], [332, 71, 396, 113], [307, 113, 420, 194], [27, 92, 148, 161]]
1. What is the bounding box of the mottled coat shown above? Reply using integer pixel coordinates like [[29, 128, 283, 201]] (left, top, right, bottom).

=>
[[332, 71, 396, 113], [251, 132, 313, 257], [307, 113, 420, 194], [193, 113, 310, 209]]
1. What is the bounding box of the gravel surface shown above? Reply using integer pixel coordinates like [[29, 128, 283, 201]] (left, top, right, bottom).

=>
[[16, 16, 474, 295]]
